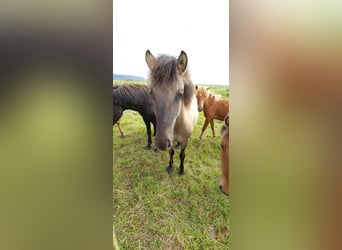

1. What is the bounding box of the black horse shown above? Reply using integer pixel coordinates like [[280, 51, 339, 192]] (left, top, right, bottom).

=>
[[113, 84, 156, 150]]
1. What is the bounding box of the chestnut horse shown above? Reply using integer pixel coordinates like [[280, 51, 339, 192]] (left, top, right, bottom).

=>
[[219, 114, 229, 195], [145, 50, 198, 175], [195, 86, 229, 139]]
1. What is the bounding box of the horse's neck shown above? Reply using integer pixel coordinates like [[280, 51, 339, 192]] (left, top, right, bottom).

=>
[[204, 95, 215, 108], [176, 96, 198, 127]]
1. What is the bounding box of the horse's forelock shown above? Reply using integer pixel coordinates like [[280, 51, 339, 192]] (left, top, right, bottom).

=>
[[150, 55, 178, 86], [149, 54, 194, 107], [196, 86, 210, 98]]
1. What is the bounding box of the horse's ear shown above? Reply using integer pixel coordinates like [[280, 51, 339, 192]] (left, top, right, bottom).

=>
[[145, 50, 156, 70], [206, 87, 210, 91], [224, 114, 229, 127], [177, 51, 188, 72]]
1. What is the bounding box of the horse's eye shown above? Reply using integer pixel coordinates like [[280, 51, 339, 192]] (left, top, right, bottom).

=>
[[220, 143, 224, 149], [175, 89, 184, 101], [150, 90, 154, 97]]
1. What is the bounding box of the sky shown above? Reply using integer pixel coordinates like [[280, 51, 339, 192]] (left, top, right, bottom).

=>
[[113, 0, 229, 85]]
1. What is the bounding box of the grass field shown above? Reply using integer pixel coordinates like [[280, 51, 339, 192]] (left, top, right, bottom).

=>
[[113, 80, 229, 249]]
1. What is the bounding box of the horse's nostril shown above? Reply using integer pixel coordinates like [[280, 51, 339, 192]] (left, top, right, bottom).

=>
[[166, 139, 171, 148]]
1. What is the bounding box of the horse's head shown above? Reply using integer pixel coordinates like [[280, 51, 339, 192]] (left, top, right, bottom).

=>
[[219, 114, 229, 195], [145, 50, 191, 151], [195, 86, 210, 112]]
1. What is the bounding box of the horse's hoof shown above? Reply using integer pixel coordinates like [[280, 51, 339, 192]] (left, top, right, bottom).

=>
[[199, 136, 202, 140], [144, 145, 152, 150], [178, 171, 184, 176], [166, 166, 173, 175], [153, 148, 160, 153]]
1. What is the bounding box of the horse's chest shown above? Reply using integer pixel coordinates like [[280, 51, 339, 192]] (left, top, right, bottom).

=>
[[204, 104, 215, 115], [174, 114, 193, 138]]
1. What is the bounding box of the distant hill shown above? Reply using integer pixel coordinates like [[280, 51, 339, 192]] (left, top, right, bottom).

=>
[[113, 74, 145, 81]]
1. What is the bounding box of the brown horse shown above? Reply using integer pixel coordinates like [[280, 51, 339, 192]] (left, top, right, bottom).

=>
[[115, 121, 124, 137], [219, 114, 229, 195], [195, 86, 229, 139], [145, 50, 198, 175]]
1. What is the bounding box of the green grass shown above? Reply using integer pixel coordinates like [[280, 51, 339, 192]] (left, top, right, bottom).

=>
[[113, 81, 229, 249]]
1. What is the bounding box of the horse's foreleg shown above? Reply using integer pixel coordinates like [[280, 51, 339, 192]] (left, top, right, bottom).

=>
[[151, 119, 159, 153], [152, 119, 157, 136], [167, 148, 175, 175], [144, 120, 152, 150], [199, 118, 210, 139], [210, 119, 215, 137], [179, 148, 186, 176]]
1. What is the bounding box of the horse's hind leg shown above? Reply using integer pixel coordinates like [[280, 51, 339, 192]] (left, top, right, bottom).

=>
[[199, 118, 210, 139], [210, 119, 215, 137], [179, 148, 186, 176], [116, 121, 125, 137], [166, 148, 175, 175]]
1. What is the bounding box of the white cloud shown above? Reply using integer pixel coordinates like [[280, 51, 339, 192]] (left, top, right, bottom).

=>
[[113, 0, 229, 85]]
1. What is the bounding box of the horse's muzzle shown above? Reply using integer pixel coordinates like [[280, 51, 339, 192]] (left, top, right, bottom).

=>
[[198, 107, 203, 112], [156, 138, 172, 151]]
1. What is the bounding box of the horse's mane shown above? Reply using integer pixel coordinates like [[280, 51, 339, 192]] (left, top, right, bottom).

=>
[[113, 84, 152, 107], [149, 55, 194, 107]]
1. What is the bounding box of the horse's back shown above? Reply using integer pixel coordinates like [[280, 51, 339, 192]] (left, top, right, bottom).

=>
[[113, 84, 152, 109]]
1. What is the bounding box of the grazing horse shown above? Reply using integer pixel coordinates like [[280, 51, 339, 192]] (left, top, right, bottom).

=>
[[195, 86, 229, 139], [115, 121, 125, 137], [113, 84, 156, 150], [145, 50, 198, 175], [219, 114, 229, 195]]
